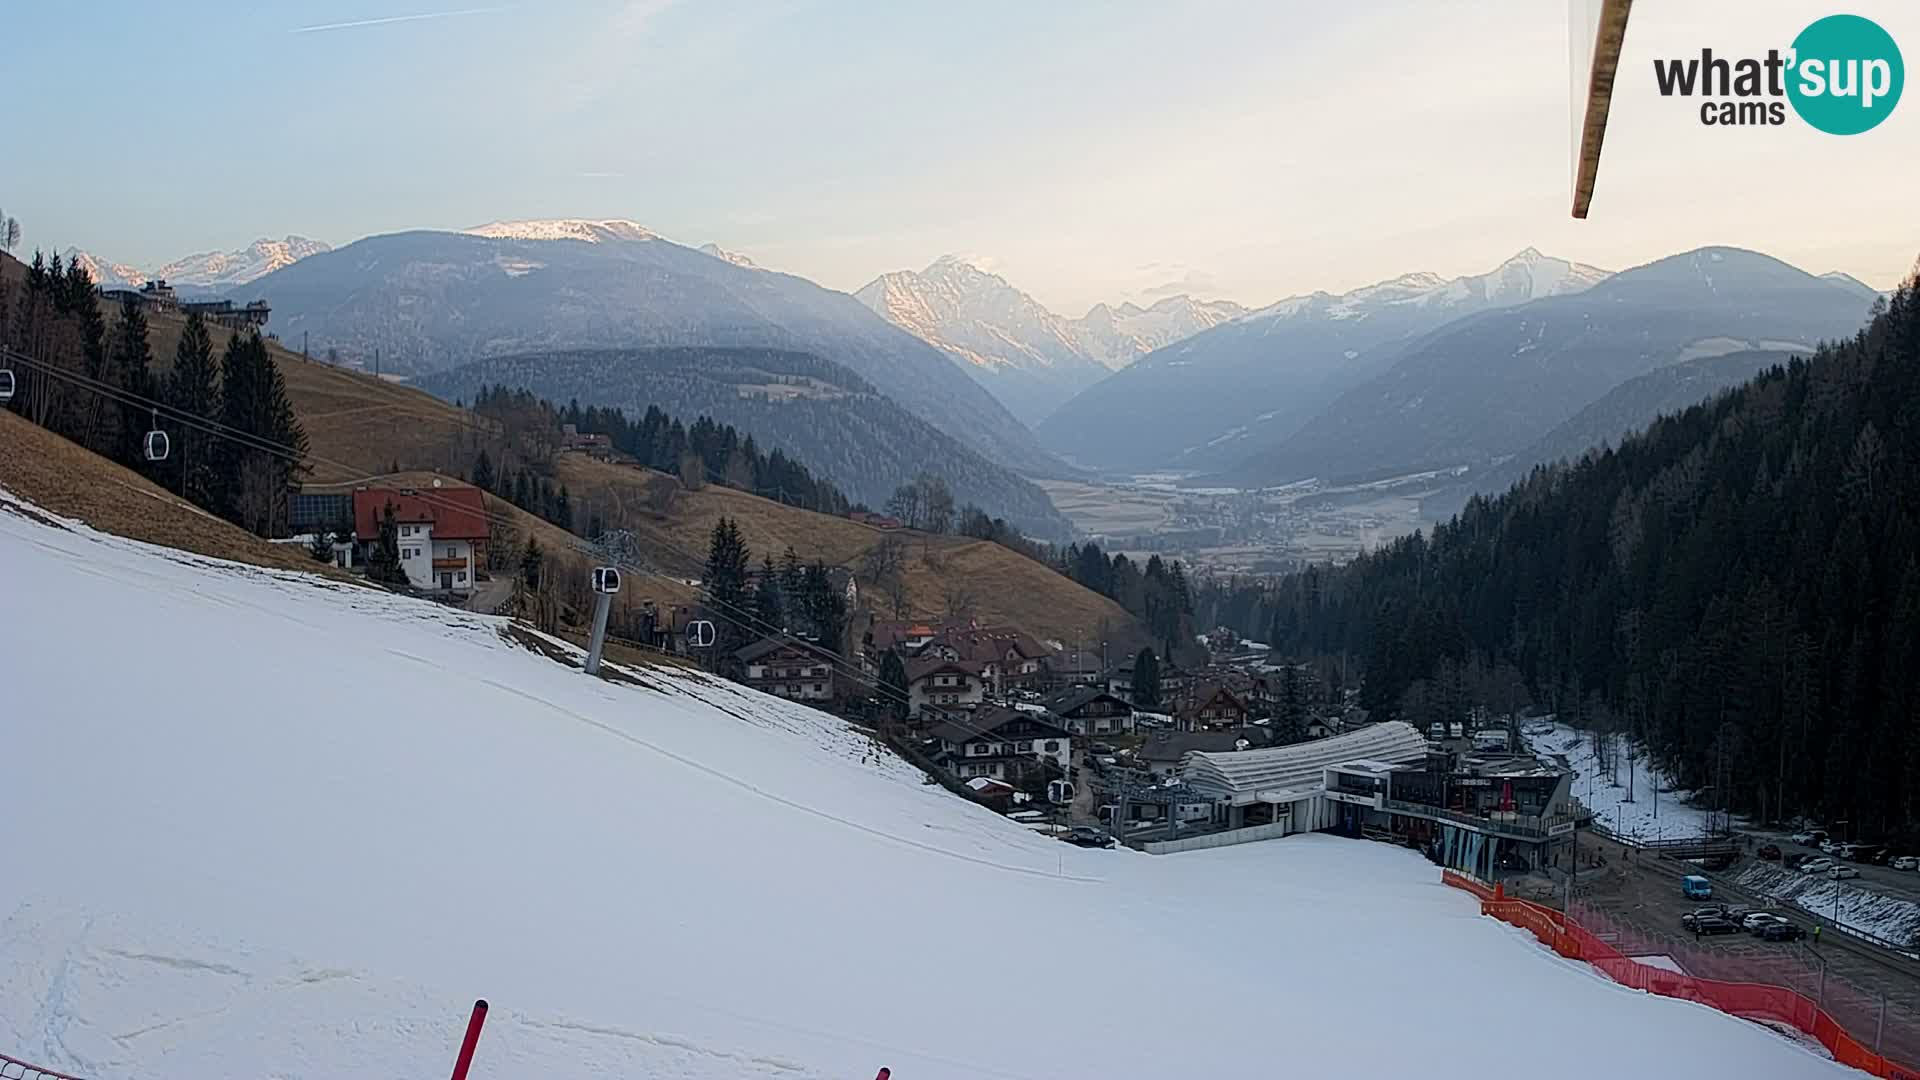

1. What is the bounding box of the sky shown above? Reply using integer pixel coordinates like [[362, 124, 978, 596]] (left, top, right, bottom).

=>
[[8, 0, 1918, 314]]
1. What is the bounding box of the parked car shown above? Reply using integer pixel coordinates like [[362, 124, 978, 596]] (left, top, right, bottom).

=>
[[1760, 922, 1808, 942], [1744, 912, 1789, 933], [1090, 742, 1115, 755], [1694, 915, 1743, 936], [1790, 830, 1825, 845], [1064, 825, 1114, 849], [1720, 906, 1753, 925], [1783, 852, 1810, 869], [1892, 856, 1919, 871], [1828, 866, 1860, 880], [1681, 875, 1714, 900], [1681, 906, 1727, 929], [1757, 843, 1782, 861], [1800, 858, 1836, 874]]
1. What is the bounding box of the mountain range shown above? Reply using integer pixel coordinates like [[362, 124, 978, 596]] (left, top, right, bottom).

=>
[[854, 256, 1242, 425], [67, 236, 331, 292], [1218, 247, 1877, 488], [243, 221, 1067, 489], [1037, 248, 1611, 473]]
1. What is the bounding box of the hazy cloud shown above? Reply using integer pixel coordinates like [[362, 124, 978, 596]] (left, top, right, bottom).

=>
[[1138, 269, 1222, 301]]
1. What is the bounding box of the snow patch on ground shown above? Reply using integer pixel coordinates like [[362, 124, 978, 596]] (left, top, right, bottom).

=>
[[0, 489, 1861, 1079], [1524, 721, 1719, 841]]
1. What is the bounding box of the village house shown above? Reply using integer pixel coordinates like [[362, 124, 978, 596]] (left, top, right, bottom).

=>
[[928, 705, 1073, 783], [558, 423, 614, 459], [916, 626, 1049, 695], [351, 486, 489, 594], [1047, 648, 1105, 690], [1176, 683, 1250, 733], [736, 638, 835, 703], [1042, 688, 1134, 737], [907, 658, 987, 719]]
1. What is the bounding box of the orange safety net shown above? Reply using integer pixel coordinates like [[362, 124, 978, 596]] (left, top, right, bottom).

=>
[[1442, 872, 1920, 1079]]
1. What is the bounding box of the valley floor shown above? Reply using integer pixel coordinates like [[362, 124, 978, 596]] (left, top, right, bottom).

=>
[[0, 488, 1855, 1079]]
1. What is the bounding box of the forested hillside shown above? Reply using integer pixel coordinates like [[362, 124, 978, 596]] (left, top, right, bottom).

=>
[[1254, 271, 1920, 838], [420, 346, 1072, 540]]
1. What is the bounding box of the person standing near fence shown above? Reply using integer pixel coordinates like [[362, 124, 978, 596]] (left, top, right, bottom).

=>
[[1813, 924, 1821, 948]]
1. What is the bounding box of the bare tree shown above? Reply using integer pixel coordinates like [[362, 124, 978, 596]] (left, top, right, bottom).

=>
[[942, 584, 976, 619]]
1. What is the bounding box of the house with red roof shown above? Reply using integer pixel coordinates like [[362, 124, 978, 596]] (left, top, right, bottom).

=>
[[352, 486, 490, 594]]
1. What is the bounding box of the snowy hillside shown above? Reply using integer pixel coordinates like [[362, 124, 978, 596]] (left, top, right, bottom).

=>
[[1070, 295, 1248, 368], [0, 490, 1852, 1079]]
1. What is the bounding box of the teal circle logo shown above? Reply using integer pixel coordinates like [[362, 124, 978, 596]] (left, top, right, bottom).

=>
[[1787, 14, 1903, 134]]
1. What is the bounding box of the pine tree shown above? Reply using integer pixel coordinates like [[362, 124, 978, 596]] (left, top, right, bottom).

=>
[[879, 648, 910, 723], [108, 297, 156, 472], [471, 449, 496, 493], [1276, 665, 1306, 744], [554, 484, 572, 530], [703, 517, 753, 653], [753, 553, 784, 631], [803, 561, 848, 654], [165, 311, 221, 508], [365, 504, 409, 586], [1131, 647, 1161, 708]]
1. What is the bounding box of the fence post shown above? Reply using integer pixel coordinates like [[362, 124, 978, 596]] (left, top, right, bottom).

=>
[[1876, 993, 1886, 1055], [1817, 959, 1826, 1010]]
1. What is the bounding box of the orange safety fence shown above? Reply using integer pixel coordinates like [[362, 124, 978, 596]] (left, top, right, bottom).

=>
[[1443, 872, 1920, 1079]]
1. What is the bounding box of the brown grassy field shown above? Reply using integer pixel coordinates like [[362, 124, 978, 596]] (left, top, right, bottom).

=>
[[0, 408, 359, 579], [552, 455, 1141, 647]]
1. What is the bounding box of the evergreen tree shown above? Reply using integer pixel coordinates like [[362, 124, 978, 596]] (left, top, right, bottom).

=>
[[1131, 647, 1161, 708], [108, 297, 155, 472], [879, 648, 910, 723], [554, 484, 572, 530], [165, 311, 220, 508], [753, 553, 785, 631], [703, 517, 753, 653], [471, 449, 496, 493], [802, 561, 848, 654], [364, 505, 409, 586], [1276, 665, 1306, 744]]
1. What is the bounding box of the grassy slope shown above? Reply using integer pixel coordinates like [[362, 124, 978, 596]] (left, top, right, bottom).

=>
[[0, 409, 357, 579]]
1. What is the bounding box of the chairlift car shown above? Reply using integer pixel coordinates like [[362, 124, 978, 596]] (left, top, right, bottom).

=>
[[591, 566, 622, 595], [144, 410, 170, 462], [686, 619, 717, 648], [0, 366, 14, 403]]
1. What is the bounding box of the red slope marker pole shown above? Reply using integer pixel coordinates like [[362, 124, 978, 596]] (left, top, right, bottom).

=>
[[875, 1069, 891, 1080], [450, 998, 489, 1080]]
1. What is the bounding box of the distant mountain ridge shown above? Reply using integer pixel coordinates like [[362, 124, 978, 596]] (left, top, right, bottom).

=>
[[1219, 247, 1876, 488], [246, 224, 1070, 484], [66, 236, 330, 291], [416, 346, 1074, 540], [855, 255, 1243, 425], [1039, 248, 1611, 473]]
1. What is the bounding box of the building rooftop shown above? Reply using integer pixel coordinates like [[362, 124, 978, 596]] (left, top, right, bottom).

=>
[[1183, 721, 1428, 804]]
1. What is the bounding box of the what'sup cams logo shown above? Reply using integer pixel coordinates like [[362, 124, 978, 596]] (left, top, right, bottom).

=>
[[1653, 13, 1903, 133]]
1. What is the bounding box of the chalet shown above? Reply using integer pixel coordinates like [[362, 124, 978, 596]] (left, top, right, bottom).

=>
[[907, 658, 986, 719], [1177, 684, 1250, 733], [918, 627, 1048, 694], [736, 638, 835, 703], [929, 705, 1073, 782], [351, 486, 489, 594], [559, 423, 614, 458], [1043, 688, 1134, 737]]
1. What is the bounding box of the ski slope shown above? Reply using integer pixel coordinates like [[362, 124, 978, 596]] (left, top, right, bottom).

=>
[[0, 489, 1854, 1079]]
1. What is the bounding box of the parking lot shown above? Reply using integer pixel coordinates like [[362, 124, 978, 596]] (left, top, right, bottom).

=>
[[1757, 832, 1920, 903], [1571, 833, 1920, 1065]]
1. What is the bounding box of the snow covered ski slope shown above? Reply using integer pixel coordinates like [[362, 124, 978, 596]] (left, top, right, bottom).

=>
[[0, 489, 1854, 1079]]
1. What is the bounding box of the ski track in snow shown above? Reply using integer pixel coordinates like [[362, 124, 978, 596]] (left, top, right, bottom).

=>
[[0, 486, 1862, 1080]]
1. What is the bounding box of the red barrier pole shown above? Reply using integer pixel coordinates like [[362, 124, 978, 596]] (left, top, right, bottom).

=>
[[450, 999, 489, 1080]]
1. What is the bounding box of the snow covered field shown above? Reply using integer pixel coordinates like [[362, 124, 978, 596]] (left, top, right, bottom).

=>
[[1525, 720, 1722, 841], [0, 490, 1857, 1079]]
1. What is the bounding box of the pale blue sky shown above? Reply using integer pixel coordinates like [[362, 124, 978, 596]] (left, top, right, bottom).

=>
[[11, 1, 1918, 312]]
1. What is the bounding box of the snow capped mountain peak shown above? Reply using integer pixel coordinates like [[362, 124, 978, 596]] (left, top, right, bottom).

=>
[[697, 242, 758, 269], [64, 235, 332, 291], [1250, 249, 1610, 324], [464, 218, 659, 243]]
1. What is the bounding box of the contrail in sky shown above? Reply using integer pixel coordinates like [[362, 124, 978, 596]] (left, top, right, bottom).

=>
[[292, 7, 500, 34]]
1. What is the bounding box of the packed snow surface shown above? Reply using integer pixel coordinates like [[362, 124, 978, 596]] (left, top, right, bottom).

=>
[[0, 491, 1853, 1079]]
